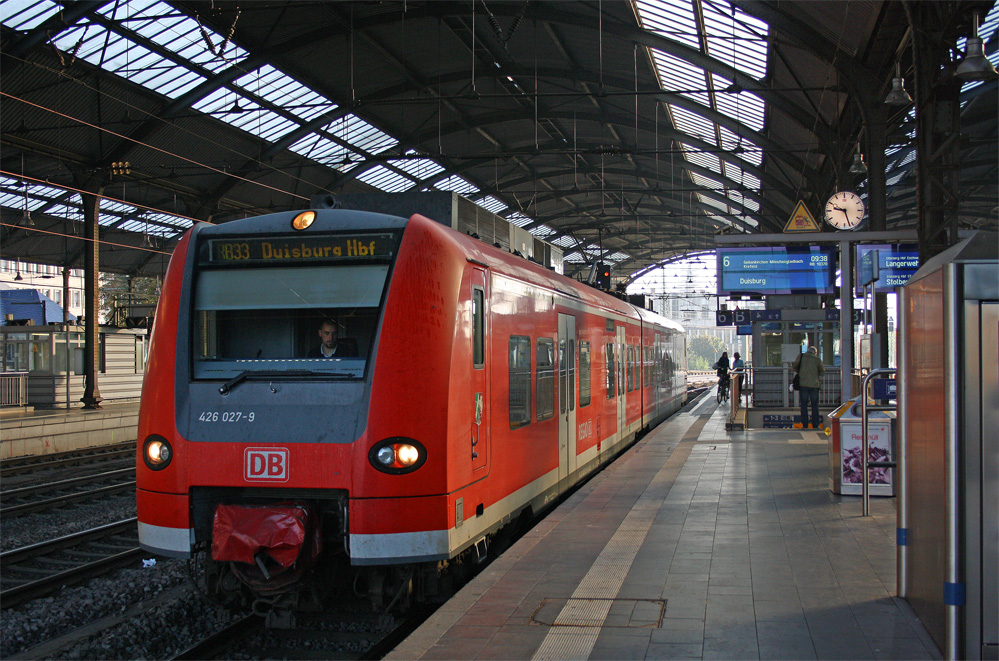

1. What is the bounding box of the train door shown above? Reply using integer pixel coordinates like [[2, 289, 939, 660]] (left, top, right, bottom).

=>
[[616, 324, 626, 440], [557, 314, 576, 483], [655, 332, 664, 421], [471, 269, 489, 473]]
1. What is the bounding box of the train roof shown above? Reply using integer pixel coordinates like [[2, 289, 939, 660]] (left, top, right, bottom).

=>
[[194, 208, 410, 237], [414, 214, 684, 334], [189, 208, 684, 334]]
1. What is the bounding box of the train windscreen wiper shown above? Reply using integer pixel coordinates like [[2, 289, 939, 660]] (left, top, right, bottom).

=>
[[218, 369, 353, 395]]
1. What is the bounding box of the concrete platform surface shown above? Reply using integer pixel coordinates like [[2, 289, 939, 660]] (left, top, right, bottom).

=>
[[388, 393, 939, 660], [1, 402, 140, 458]]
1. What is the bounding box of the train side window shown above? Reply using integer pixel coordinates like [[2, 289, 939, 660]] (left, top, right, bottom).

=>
[[579, 341, 590, 407], [558, 339, 566, 414], [509, 335, 532, 428], [632, 346, 638, 391], [626, 346, 634, 393], [568, 339, 575, 412], [472, 288, 484, 368], [536, 338, 555, 421], [644, 347, 651, 388], [606, 343, 615, 399]]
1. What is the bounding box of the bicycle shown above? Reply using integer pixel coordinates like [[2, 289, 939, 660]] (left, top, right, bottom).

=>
[[717, 371, 730, 403]]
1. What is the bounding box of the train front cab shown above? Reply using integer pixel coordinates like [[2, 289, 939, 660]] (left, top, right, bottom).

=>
[[136, 211, 457, 567]]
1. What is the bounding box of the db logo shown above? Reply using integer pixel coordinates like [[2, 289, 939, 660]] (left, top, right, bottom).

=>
[[244, 448, 289, 482]]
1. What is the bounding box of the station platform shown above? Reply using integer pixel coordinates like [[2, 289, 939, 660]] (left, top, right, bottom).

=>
[[389, 393, 940, 660], [0, 401, 139, 459]]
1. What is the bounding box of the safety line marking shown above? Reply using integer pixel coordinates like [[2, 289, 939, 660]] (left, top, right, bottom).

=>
[[531, 431, 695, 659]]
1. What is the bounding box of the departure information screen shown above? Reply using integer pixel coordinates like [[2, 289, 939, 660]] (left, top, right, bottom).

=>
[[201, 232, 397, 266], [717, 247, 837, 295], [855, 244, 919, 293]]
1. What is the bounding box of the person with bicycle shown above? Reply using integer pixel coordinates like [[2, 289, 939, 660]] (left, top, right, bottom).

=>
[[715, 351, 730, 402]]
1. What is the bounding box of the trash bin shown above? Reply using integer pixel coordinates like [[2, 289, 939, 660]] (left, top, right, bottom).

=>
[[827, 396, 896, 496]]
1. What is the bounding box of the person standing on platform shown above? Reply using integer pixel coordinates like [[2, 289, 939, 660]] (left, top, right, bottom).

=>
[[732, 352, 745, 394], [793, 346, 825, 429]]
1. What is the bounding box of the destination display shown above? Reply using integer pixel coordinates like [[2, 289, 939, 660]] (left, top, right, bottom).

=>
[[717, 247, 837, 295], [854, 244, 919, 293], [202, 233, 397, 265]]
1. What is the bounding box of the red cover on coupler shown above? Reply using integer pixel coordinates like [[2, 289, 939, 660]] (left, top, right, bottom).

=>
[[212, 504, 310, 568]]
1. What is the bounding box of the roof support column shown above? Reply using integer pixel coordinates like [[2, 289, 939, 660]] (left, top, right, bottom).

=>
[[863, 104, 890, 368], [910, 4, 963, 262], [80, 189, 103, 409]]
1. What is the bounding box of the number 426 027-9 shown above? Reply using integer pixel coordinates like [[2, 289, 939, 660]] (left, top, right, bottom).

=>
[[198, 411, 255, 423]]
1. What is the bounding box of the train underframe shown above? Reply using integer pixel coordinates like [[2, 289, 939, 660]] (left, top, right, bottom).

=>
[[188, 489, 521, 620]]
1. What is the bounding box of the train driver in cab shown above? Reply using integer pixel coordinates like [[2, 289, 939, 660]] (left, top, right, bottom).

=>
[[307, 318, 358, 358]]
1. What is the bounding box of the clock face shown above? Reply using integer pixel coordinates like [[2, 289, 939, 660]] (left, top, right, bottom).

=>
[[824, 191, 865, 230]]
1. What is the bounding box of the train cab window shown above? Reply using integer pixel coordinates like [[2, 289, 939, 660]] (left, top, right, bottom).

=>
[[579, 341, 591, 407], [606, 343, 616, 399], [192, 265, 387, 380], [472, 288, 484, 368], [537, 338, 554, 421], [509, 335, 532, 428]]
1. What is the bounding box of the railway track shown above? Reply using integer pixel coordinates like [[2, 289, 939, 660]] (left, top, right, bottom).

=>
[[0, 468, 136, 518], [0, 442, 134, 479], [0, 518, 143, 609], [171, 608, 427, 660]]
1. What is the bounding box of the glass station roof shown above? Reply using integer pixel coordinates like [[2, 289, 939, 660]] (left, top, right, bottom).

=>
[[635, 0, 768, 228], [0, 174, 195, 238], [1, 0, 782, 256], [0, 0, 781, 266]]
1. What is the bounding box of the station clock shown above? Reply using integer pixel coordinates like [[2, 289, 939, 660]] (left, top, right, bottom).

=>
[[824, 191, 865, 230]]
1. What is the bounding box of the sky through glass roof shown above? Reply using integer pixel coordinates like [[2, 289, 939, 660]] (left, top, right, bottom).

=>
[[636, 0, 768, 229]]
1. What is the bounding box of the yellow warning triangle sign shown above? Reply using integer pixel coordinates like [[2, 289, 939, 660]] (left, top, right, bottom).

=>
[[784, 200, 821, 233]]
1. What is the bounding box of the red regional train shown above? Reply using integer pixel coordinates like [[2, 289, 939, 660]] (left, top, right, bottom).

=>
[[136, 205, 686, 609]]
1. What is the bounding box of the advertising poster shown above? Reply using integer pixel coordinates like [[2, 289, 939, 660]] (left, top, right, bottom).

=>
[[839, 421, 893, 495]]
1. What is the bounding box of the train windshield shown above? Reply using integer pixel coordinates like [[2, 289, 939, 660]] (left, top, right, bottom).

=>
[[192, 264, 388, 380]]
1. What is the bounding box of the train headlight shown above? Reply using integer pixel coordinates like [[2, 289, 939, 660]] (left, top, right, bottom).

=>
[[369, 438, 426, 475], [376, 446, 395, 466], [396, 444, 420, 466], [143, 435, 173, 471], [291, 210, 316, 230]]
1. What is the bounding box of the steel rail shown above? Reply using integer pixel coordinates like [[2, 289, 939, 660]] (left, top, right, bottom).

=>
[[171, 615, 261, 660], [1, 447, 134, 478], [0, 467, 135, 503], [0, 441, 134, 470], [1, 518, 137, 565], [0, 481, 137, 518], [1, 548, 145, 609]]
